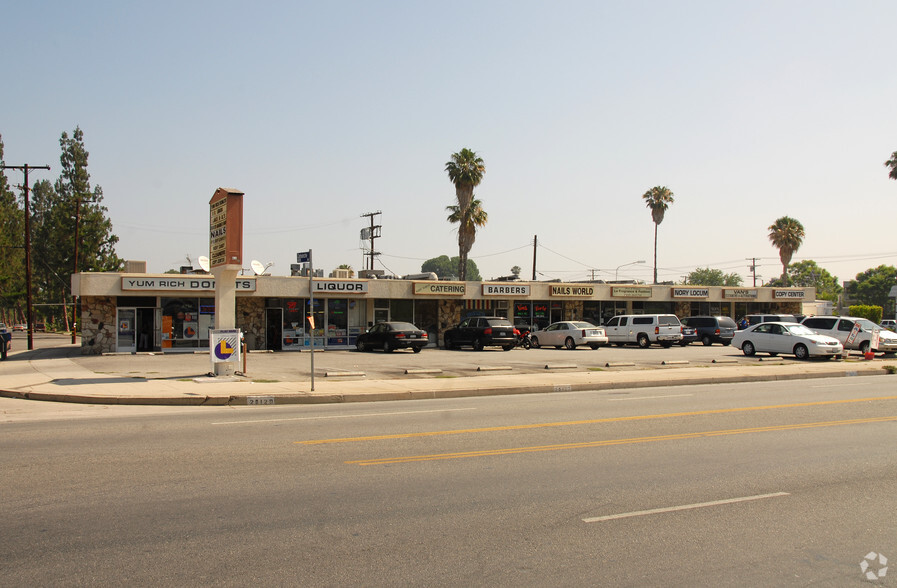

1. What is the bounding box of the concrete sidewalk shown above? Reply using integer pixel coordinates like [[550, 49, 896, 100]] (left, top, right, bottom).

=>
[[1, 343, 894, 406]]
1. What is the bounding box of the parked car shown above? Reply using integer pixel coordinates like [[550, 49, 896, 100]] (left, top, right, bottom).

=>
[[530, 321, 608, 350], [355, 321, 428, 353], [681, 316, 737, 346], [603, 314, 683, 348], [880, 319, 897, 333], [801, 315, 897, 355], [732, 322, 843, 359], [740, 314, 800, 328], [679, 324, 699, 346], [13, 323, 26, 332], [443, 316, 517, 351]]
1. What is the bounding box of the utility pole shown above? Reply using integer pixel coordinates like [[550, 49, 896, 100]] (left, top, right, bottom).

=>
[[746, 257, 759, 287], [360, 211, 381, 271], [531, 235, 537, 280], [1, 163, 51, 351]]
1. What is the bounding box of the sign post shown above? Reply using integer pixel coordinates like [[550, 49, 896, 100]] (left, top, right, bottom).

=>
[[298, 250, 315, 391], [209, 188, 244, 376]]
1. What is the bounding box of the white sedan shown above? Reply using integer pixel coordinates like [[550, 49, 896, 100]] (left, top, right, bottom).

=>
[[732, 322, 843, 359], [531, 321, 608, 350]]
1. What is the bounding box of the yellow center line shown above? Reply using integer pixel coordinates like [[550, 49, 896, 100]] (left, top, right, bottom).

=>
[[345, 415, 897, 466], [296, 395, 897, 445]]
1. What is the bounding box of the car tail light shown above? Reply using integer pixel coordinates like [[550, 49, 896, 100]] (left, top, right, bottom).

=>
[[715, 328, 720, 335], [484, 328, 493, 335], [394, 333, 405, 338], [582, 329, 587, 337], [656, 326, 660, 334]]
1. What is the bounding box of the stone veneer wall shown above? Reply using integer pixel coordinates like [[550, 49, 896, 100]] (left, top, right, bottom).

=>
[[236, 298, 266, 350], [81, 296, 116, 355], [437, 299, 463, 346]]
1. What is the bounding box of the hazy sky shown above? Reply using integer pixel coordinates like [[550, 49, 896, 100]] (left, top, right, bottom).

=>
[[3, 1, 895, 285]]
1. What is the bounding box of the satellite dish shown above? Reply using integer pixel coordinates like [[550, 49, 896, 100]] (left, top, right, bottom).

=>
[[198, 256, 211, 272], [251, 260, 266, 275]]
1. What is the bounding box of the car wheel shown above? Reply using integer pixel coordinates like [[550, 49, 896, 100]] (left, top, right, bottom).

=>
[[637, 334, 650, 348], [564, 337, 576, 350], [384, 340, 394, 353], [502, 344, 514, 351], [589, 344, 600, 350], [859, 341, 871, 354], [702, 335, 712, 346], [679, 340, 689, 347], [444, 335, 454, 350], [660, 342, 672, 348], [722, 341, 731, 346], [531, 337, 541, 349], [412, 346, 422, 353], [742, 341, 755, 356], [355, 340, 366, 352], [473, 337, 484, 351], [768, 352, 778, 357], [793, 344, 809, 360]]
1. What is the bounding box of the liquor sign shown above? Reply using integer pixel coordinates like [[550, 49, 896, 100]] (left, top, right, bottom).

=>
[[210, 329, 241, 365], [413, 282, 466, 296], [312, 280, 369, 294], [672, 288, 709, 298], [209, 188, 244, 268]]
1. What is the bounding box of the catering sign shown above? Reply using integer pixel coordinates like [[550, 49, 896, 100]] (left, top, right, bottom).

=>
[[482, 284, 531, 296], [413, 282, 466, 296], [672, 288, 709, 298], [550, 284, 595, 297]]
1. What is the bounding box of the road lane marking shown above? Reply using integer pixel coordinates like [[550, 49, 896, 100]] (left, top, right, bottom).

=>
[[344, 415, 897, 465], [298, 395, 897, 445], [582, 492, 790, 523], [211, 407, 476, 426], [608, 394, 693, 401]]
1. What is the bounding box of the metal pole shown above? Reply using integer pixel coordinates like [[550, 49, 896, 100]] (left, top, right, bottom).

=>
[[71, 196, 81, 344], [308, 249, 315, 392], [531, 235, 537, 280]]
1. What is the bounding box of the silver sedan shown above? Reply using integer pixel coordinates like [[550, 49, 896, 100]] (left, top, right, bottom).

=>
[[531, 321, 608, 350]]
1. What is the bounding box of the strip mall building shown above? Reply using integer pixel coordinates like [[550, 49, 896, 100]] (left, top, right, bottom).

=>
[[72, 271, 814, 355]]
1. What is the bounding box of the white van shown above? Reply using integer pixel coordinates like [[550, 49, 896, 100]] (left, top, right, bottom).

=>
[[801, 315, 897, 355], [604, 314, 683, 348]]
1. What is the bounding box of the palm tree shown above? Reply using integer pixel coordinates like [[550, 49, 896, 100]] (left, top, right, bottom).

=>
[[885, 150, 897, 180], [641, 186, 675, 284], [445, 148, 486, 280], [767, 216, 805, 285], [446, 197, 488, 281]]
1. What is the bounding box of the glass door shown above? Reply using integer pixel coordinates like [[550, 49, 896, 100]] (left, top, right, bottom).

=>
[[116, 307, 137, 353]]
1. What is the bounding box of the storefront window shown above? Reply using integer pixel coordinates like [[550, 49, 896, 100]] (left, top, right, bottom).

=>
[[161, 298, 201, 349]]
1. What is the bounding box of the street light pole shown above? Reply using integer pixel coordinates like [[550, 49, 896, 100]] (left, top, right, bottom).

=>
[[615, 259, 646, 282], [1, 163, 51, 351]]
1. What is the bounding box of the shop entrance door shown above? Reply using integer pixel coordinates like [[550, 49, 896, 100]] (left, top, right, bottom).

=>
[[266, 308, 283, 350], [116, 308, 137, 353], [135, 308, 156, 351]]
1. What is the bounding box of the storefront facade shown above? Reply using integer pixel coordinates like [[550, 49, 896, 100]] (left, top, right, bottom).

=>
[[73, 272, 813, 355]]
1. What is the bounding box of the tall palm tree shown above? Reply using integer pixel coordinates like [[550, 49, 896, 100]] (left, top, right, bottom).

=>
[[885, 150, 897, 180], [445, 148, 486, 280], [641, 186, 675, 284], [767, 216, 805, 285], [446, 197, 488, 281]]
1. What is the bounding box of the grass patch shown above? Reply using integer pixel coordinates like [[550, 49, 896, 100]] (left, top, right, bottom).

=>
[[252, 379, 280, 383], [177, 378, 193, 382], [884, 365, 897, 375], [435, 374, 458, 378], [587, 367, 605, 372]]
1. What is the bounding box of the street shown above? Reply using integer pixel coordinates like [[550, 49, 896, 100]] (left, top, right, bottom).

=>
[[2, 376, 895, 586]]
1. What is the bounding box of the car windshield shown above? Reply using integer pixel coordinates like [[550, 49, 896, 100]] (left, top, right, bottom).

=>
[[658, 316, 680, 326], [786, 324, 817, 336], [485, 319, 513, 327], [571, 322, 596, 329], [855, 319, 879, 331], [389, 322, 419, 331]]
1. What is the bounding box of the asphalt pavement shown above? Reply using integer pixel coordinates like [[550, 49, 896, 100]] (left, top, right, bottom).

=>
[[1, 332, 894, 406]]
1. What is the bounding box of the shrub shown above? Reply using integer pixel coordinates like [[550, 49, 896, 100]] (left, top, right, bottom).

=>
[[848, 305, 883, 324]]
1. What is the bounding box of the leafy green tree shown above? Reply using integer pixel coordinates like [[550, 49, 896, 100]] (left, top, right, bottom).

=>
[[684, 267, 743, 286], [445, 148, 486, 280], [847, 265, 896, 316], [511, 265, 522, 277], [31, 128, 122, 325], [885, 150, 897, 180], [765, 260, 842, 302], [337, 264, 355, 277], [642, 186, 674, 284], [0, 134, 26, 323], [421, 255, 481, 281], [767, 216, 805, 285]]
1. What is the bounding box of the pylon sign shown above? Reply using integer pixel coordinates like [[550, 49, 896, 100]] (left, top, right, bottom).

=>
[[210, 329, 241, 365]]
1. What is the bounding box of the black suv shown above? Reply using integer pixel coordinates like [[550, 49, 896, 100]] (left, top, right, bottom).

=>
[[681, 316, 737, 346], [443, 316, 517, 351]]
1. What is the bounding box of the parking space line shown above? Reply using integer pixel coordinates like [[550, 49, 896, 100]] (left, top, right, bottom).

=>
[[608, 394, 693, 401], [582, 492, 790, 523]]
